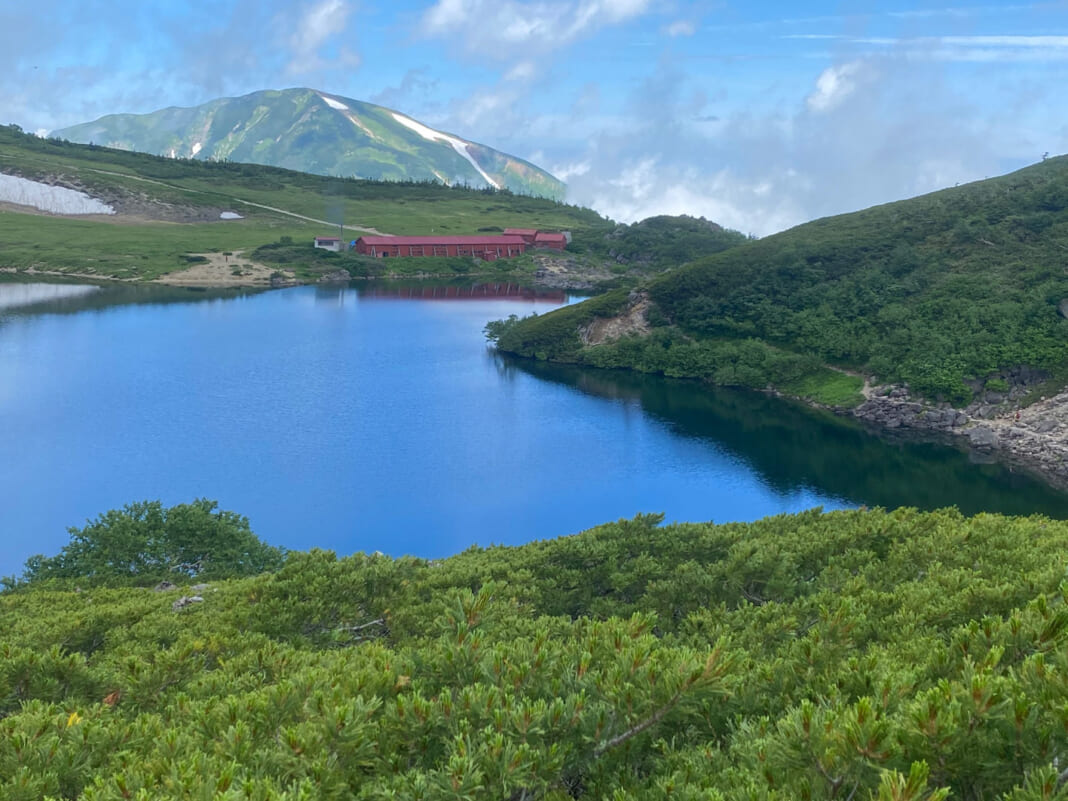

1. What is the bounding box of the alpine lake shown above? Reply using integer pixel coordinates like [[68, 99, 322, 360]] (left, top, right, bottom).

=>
[[2, 277, 1067, 577]]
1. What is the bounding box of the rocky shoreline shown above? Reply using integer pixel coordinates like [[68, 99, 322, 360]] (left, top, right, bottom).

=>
[[849, 379, 1068, 493]]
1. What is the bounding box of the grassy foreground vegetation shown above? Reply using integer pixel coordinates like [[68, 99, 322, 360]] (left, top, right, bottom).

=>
[[6, 501, 1068, 798], [496, 155, 1068, 406]]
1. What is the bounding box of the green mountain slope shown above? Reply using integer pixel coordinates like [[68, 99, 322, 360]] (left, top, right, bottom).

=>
[[497, 156, 1068, 404], [52, 88, 566, 199], [6, 503, 1068, 798], [0, 125, 606, 283]]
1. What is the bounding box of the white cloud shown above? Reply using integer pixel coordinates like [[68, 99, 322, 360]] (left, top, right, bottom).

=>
[[571, 155, 805, 235], [789, 33, 1068, 63], [888, 4, 1041, 18], [664, 20, 696, 37], [549, 51, 1047, 237], [940, 35, 1068, 47], [285, 0, 359, 75], [806, 61, 865, 112], [423, 0, 468, 29], [419, 0, 653, 55], [551, 160, 592, 181], [504, 61, 537, 81]]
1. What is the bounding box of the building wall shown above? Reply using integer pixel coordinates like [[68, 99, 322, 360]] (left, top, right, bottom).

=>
[[356, 240, 527, 259]]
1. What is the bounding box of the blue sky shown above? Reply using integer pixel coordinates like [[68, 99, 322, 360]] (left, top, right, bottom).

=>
[[3, 0, 1067, 233]]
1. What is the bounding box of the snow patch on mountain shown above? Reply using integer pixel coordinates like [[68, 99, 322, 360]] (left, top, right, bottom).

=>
[[317, 93, 384, 144], [389, 113, 500, 190], [0, 174, 115, 215], [319, 94, 350, 111], [335, 107, 379, 141]]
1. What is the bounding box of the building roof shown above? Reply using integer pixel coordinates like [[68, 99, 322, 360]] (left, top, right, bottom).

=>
[[504, 228, 539, 236], [357, 235, 527, 246], [534, 232, 568, 243], [315, 236, 341, 241]]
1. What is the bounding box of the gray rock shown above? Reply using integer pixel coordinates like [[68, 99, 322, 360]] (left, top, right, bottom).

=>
[[1059, 298, 1068, 319], [172, 595, 204, 611], [953, 412, 968, 427], [1034, 418, 1059, 434], [153, 581, 178, 593], [926, 409, 954, 427], [191, 583, 211, 591], [317, 270, 351, 283], [966, 426, 999, 448]]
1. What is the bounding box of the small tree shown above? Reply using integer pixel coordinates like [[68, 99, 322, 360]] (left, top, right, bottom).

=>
[[19, 499, 284, 586]]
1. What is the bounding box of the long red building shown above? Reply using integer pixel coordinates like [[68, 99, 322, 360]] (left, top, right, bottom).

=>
[[354, 235, 527, 261], [353, 230, 569, 260]]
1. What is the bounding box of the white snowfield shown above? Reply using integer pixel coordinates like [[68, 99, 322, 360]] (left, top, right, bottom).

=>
[[319, 94, 349, 111], [389, 113, 501, 190], [0, 173, 115, 215]]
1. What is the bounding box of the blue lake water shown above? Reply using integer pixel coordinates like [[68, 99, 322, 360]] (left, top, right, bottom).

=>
[[2, 279, 1067, 577]]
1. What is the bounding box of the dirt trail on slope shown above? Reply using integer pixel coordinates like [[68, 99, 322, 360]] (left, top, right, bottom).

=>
[[85, 169, 387, 233], [226, 198, 386, 234], [3, 161, 390, 233]]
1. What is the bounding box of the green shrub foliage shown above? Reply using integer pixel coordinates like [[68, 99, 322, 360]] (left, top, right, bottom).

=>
[[18, 499, 285, 586], [6, 506, 1068, 798]]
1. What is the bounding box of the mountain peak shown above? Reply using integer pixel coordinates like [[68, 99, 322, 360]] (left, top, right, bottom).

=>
[[52, 88, 564, 199]]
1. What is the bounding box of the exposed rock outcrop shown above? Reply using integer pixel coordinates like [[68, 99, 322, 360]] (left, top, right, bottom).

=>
[[580, 293, 650, 346], [531, 253, 614, 290], [850, 380, 1068, 490]]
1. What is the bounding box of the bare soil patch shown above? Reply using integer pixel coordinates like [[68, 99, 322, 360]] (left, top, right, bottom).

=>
[[155, 251, 292, 288]]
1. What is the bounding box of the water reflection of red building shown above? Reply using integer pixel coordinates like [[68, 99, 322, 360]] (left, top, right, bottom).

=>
[[359, 283, 566, 302]]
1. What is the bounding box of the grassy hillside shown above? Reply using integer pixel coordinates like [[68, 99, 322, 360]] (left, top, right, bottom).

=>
[[0, 125, 609, 282], [5, 503, 1068, 798], [51, 88, 566, 199], [497, 156, 1068, 406]]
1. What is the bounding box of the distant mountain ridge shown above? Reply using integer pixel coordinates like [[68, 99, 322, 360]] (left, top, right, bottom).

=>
[[52, 88, 565, 199]]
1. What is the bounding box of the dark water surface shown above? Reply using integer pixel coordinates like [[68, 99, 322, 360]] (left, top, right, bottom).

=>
[[2, 280, 1066, 576]]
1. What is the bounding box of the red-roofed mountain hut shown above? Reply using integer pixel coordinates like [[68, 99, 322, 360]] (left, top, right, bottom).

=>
[[354, 235, 527, 261]]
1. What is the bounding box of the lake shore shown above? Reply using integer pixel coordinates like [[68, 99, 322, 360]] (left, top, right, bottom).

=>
[[849, 388, 1068, 493]]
